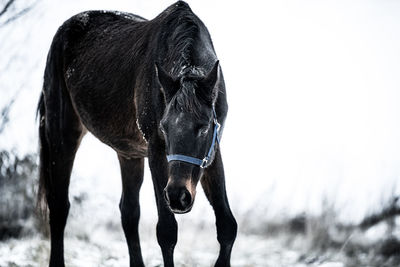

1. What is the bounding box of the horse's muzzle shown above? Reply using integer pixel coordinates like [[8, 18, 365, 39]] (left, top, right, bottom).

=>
[[163, 184, 194, 214]]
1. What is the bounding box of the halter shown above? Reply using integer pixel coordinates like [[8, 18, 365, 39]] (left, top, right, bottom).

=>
[[166, 106, 221, 168]]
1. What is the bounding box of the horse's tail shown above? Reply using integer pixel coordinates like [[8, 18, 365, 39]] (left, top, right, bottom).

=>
[[36, 27, 66, 218], [37, 91, 48, 218]]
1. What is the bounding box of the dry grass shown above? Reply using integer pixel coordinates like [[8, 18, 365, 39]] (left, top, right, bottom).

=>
[[0, 150, 41, 240], [239, 197, 400, 267]]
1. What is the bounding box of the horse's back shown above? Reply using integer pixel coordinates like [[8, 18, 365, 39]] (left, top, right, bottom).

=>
[[58, 10, 147, 65]]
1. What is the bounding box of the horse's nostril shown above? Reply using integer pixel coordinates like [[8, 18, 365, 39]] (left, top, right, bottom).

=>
[[164, 186, 193, 212], [179, 190, 192, 208]]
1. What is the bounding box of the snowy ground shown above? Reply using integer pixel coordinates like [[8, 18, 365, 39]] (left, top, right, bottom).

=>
[[0, 233, 345, 267]]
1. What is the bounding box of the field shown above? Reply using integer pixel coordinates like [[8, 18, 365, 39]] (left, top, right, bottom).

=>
[[1, 149, 399, 266]]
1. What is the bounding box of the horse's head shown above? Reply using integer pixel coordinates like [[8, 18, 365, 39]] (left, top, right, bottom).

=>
[[156, 61, 220, 214]]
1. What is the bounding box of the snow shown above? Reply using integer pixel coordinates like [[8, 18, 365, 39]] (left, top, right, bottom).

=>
[[66, 67, 75, 79], [136, 118, 148, 143], [0, 234, 347, 267], [75, 12, 90, 25]]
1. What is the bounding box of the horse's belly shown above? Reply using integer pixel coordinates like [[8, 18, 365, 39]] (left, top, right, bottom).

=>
[[87, 124, 149, 159], [105, 136, 148, 159], [70, 96, 149, 158]]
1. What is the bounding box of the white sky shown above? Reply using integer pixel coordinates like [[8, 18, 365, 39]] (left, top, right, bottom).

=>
[[1, 0, 400, 223]]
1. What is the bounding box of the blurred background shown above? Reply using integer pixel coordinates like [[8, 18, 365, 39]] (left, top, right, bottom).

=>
[[1, 0, 400, 266]]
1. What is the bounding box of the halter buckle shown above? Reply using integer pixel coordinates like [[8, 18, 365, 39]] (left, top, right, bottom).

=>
[[215, 121, 221, 131], [200, 157, 208, 168]]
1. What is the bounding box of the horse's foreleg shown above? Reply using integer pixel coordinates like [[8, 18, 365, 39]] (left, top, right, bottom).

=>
[[148, 138, 177, 267], [118, 155, 145, 267], [155, 204, 177, 267], [202, 150, 237, 267]]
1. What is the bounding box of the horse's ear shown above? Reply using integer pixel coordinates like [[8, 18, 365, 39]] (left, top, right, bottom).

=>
[[198, 60, 219, 104], [155, 62, 179, 102]]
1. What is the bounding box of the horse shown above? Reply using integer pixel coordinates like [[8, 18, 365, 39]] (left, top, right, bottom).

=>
[[37, 1, 237, 266]]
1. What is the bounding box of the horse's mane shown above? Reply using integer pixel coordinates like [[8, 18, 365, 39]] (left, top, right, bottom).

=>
[[156, 1, 201, 75], [156, 2, 212, 119]]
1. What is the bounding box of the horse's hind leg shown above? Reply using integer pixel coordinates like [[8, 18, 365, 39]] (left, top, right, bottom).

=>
[[117, 155, 145, 267], [201, 150, 237, 267], [38, 91, 84, 267]]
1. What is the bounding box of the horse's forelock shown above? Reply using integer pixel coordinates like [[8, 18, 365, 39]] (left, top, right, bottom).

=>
[[170, 73, 209, 120]]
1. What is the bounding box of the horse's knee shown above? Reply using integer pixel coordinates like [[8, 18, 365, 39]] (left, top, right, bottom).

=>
[[217, 216, 237, 246], [48, 196, 70, 211], [48, 199, 70, 230], [156, 215, 177, 248], [120, 197, 140, 224]]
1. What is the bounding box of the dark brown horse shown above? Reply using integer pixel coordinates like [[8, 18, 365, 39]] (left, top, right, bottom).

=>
[[37, 1, 237, 266]]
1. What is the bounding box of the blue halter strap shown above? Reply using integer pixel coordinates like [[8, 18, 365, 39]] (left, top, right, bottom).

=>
[[166, 106, 221, 168]]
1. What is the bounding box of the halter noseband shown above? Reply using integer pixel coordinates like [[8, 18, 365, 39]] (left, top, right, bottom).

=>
[[166, 106, 221, 168]]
